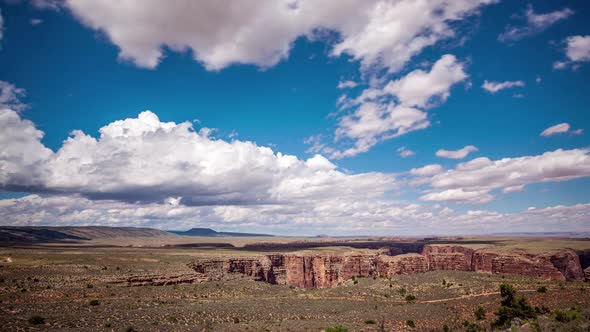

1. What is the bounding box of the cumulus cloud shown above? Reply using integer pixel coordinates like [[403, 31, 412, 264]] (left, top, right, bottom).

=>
[[481, 80, 525, 93], [423, 149, 590, 203], [540, 123, 583, 137], [0, 109, 394, 207], [498, 5, 573, 42], [2, 193, 589, 235], [328, 54, 467, 159], [435, 145, 478, 159], [0, 109, 53, 188], [420, 188, 493, 204], [409, 164, 443, 176], [62, 0, 494, 72], [381, 54, 468, 107], [554, 35, 590, 69]]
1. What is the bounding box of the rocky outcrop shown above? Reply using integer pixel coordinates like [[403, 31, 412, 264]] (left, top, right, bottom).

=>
[[490, 254, 565, 281], [375, 254, 428, 277], [189, 246, 585, 288], [585, 267, 590, 281], [546, 250, 585, 281], [422, 245, 474, 271]]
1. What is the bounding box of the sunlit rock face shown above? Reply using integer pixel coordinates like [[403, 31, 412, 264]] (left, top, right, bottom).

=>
[[188, 246, 585, 289]]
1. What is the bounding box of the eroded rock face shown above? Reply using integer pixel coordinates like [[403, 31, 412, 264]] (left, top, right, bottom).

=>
[[546, 250, 585, 281], [188, 245, 585, 288], [584, 266, 590, 281]]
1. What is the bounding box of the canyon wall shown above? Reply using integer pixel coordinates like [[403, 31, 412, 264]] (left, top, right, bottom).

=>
[[188, 245, 586, 288]]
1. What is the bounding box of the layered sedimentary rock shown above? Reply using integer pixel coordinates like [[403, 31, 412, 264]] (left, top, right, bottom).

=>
[[585, 267, 590, 281], [188, 245, 585, 288], [422, 245, 474, 271]]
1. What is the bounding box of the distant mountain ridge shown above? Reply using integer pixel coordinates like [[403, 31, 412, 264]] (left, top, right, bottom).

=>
[[169, 228, 273, 237], [0, 226, 173, 243]]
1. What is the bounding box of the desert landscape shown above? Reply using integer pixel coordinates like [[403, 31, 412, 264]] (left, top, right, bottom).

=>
[[2, 1, 590, 331], [1, 227, 589, 331]]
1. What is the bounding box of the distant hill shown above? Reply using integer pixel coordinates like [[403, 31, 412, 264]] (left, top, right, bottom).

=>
[[0, 226, 174, 244], [169, 228, 273, 237]]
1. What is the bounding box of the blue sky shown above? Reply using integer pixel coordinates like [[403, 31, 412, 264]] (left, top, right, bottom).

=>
[[0, 0, 589, 235]]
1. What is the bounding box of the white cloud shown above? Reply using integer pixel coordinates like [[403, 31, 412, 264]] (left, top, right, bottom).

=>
[[435, 145, 478, 159], [0, 108, 53, 188], [0, 108, 394, 207], [62, 0, 494, 72], [481, 80, 525, 93], [554, 35, 590, 69], [498, 5, 573, 42], [382, 54, 468, 107], [397, 146, 415, 158], [424, 149, 590, 203], [337, 80, 358, 89], [30, 18, 44, 26], [409, 164, 443, 176], [0, 81, 28, 111], [328, 54, 467, 158], [420, 188, 493, 204], [4, 193, 588, 234], [564, 35, 590, 62], [540, 122, 583, 137]]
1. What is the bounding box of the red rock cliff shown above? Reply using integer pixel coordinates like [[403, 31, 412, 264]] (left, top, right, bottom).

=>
[[189, 246, 584, 288]]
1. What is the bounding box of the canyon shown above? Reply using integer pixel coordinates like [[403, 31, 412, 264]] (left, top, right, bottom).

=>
[[188, 245, 587, 288]]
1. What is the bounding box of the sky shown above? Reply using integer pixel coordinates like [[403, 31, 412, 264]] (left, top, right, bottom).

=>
[[0, 0, 589, 236]]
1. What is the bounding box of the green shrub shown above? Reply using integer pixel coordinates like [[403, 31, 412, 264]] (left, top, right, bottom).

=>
[[399, 287, 406, 296], [405, 294, 416, 302], [89, 299, 100, 306], [364, 319, 376, 324], [233, 317, 240, 324], [28, 315, 45, 325], [406, 320, 415, 328], [325, 325, 348, 332], [442, 324, 450, 332], [353, 280, 358, 285], [551, 308, 581, 323], [86, 283, 93, 289], [537, 286, 547, 293], [492, 284, 536, 329], [474, 306, 485, 320]]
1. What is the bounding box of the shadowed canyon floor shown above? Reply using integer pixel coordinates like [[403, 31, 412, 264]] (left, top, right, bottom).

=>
[[1, 233, 590, 331]]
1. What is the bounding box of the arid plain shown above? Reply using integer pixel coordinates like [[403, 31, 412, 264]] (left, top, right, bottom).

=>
[[1, 227, 589, 331]]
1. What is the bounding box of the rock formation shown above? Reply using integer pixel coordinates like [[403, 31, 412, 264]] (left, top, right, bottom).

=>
[[188, 245, 586, 288]]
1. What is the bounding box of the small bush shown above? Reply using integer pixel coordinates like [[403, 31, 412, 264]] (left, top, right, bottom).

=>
[[442, 324, 450, 332], [325, 325, 348, 332], [28, 315, 45, 325], [233, 317, 240, 324], [353, 280, 358, 285], [398, 288, 406, 296], [552, 308, 581, 323], [405, 294, 416, 302], [89, 299, 100, 306], [406, 320, 415, 328], [364, 319, 376, 324], [86, 283, 94, 289], [125, 327, 136, 332], [537, 286, 547, 293], [474, 306, 485, 320], [492, 284, 536, 329]]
